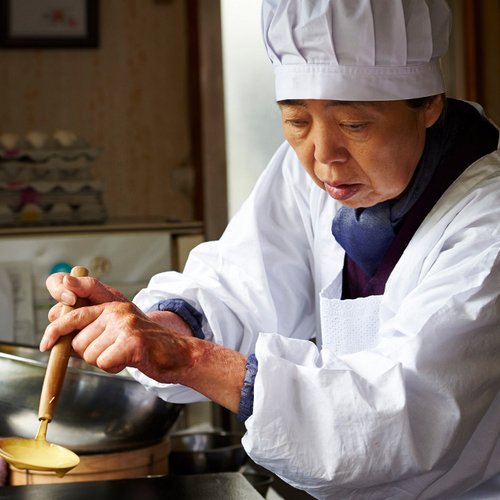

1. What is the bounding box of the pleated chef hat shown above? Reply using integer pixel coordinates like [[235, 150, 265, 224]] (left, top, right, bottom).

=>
[[262, 0, 451, 101]]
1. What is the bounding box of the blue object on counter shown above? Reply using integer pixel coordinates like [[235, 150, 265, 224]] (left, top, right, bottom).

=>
[[50, 262, 72, 275]]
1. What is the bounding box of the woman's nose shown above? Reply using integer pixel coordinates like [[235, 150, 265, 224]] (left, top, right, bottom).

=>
[[313, 127, 349, 165]]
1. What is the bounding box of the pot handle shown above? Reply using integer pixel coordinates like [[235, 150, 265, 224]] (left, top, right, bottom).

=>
[[38, 266, 89, 422]]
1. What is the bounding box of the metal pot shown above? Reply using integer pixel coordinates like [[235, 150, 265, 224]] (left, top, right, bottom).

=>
[[168, 431, 248, 474], [0, 342, 181, 454]]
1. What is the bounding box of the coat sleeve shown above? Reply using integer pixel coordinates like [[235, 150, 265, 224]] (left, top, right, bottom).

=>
[[129, 142, 319, 402], [242, 155, 500, 499]]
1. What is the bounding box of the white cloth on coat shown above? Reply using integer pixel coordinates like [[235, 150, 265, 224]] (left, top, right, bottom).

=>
[[131, 135, 500, 498]]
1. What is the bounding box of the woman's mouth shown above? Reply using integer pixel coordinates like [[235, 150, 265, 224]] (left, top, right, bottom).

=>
[[324, 182, 361, 201]]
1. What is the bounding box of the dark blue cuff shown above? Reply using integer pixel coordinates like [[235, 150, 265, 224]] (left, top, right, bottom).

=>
[[238, 354, 258, 423], [153, 298, 205, 340]]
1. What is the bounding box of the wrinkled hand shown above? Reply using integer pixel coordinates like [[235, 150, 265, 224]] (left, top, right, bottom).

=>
[[41, 272, 248, 413], [41, 272, 193, 383]]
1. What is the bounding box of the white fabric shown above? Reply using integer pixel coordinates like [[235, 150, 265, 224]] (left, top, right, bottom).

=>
[[131, 116, 500, 497], [261, 0, 451, 101], [320, 283, 381, 355]]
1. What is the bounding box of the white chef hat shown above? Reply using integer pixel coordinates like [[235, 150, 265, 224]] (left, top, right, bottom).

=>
[[262, 0, 451, 101]]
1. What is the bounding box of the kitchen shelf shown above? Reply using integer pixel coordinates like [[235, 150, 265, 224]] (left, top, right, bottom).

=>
[[0, 217, 204, 237]]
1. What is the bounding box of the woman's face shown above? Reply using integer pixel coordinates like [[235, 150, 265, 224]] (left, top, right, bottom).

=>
[[279, 97, 444, 208]]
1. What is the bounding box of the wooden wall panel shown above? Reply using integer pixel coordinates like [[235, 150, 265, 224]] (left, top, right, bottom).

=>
[[444, 0, 500, 124], [0, 0, 195, 222], [480, 0, 500, 125], [193, 0, 227, 240]]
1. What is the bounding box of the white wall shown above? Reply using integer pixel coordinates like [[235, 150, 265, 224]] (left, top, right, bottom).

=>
[[221, 0, 284, 218]]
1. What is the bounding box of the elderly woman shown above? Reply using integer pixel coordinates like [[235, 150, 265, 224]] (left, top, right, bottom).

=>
[[42, 0, 500, 498]]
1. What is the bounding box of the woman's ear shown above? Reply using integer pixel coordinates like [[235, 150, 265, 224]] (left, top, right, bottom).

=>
[[424, 94, 445, 128]]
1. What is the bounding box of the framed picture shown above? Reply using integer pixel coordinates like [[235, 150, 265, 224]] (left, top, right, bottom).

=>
[[0, 0, 99, 48]]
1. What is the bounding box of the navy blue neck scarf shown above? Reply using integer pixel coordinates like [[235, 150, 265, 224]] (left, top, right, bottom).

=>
[[332, 102, 454, 276]]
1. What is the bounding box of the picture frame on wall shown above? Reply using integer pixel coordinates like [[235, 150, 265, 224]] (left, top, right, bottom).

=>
[[0, 0, 99, 48]]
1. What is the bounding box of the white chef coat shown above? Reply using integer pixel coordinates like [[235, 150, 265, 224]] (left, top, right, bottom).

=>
[[131, 122, 500, 498]]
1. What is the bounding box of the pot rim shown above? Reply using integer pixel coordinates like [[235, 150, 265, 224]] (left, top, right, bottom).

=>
[[0, 343, 130, 380]]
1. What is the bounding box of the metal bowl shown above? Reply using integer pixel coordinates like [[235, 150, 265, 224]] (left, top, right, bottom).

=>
[[168, 431, 248, 474], [0, 342, 181, 454]]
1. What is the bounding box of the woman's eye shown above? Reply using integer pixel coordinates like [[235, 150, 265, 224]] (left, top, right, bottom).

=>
[[285, 119, 309, 128], [341, 122, 367, 131]]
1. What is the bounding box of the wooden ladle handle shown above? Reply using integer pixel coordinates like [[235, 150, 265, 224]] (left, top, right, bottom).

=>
[[38, 266, 89, 422]]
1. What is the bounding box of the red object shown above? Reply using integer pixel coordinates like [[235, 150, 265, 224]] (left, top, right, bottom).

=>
[[20, 187, 39, 204]]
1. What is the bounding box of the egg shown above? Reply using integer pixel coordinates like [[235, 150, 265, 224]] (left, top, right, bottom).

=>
[[0, 205, 14, 225], [19, 203, 43, 224], [26, 131, 49, 149], [0, 133, 21, 150], [52, 129, 78, 148], [48, 202, 73, 223]]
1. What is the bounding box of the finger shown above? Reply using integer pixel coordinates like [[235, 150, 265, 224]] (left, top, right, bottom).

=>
[[71, 316, 109, 360], [48, 302, 65, 322], [47, 299, 90, 322], [46, 273, 119, 307], [94, 335, 131, 374], [101, 282, 130, 303], [45, 272, 91, 305], [63, 275, 129, 305], [45, 272, 77, 306], [40, 304, 104, 352]]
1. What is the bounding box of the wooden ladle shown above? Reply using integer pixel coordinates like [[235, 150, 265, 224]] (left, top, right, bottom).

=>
[[0, 266, 88, 477]]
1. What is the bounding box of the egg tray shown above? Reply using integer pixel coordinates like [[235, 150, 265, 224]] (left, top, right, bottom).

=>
[[0, 158, 93, 183], [0, 201, 107, 227], [0, 180, 107, 226], [0, 147, 100, 162]]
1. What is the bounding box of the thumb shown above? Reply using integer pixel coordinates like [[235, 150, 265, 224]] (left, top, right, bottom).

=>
[[63, 275, 126, 305]]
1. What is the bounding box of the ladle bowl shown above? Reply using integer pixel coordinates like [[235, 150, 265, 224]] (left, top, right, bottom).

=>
[[0, 436, 79, 477]]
